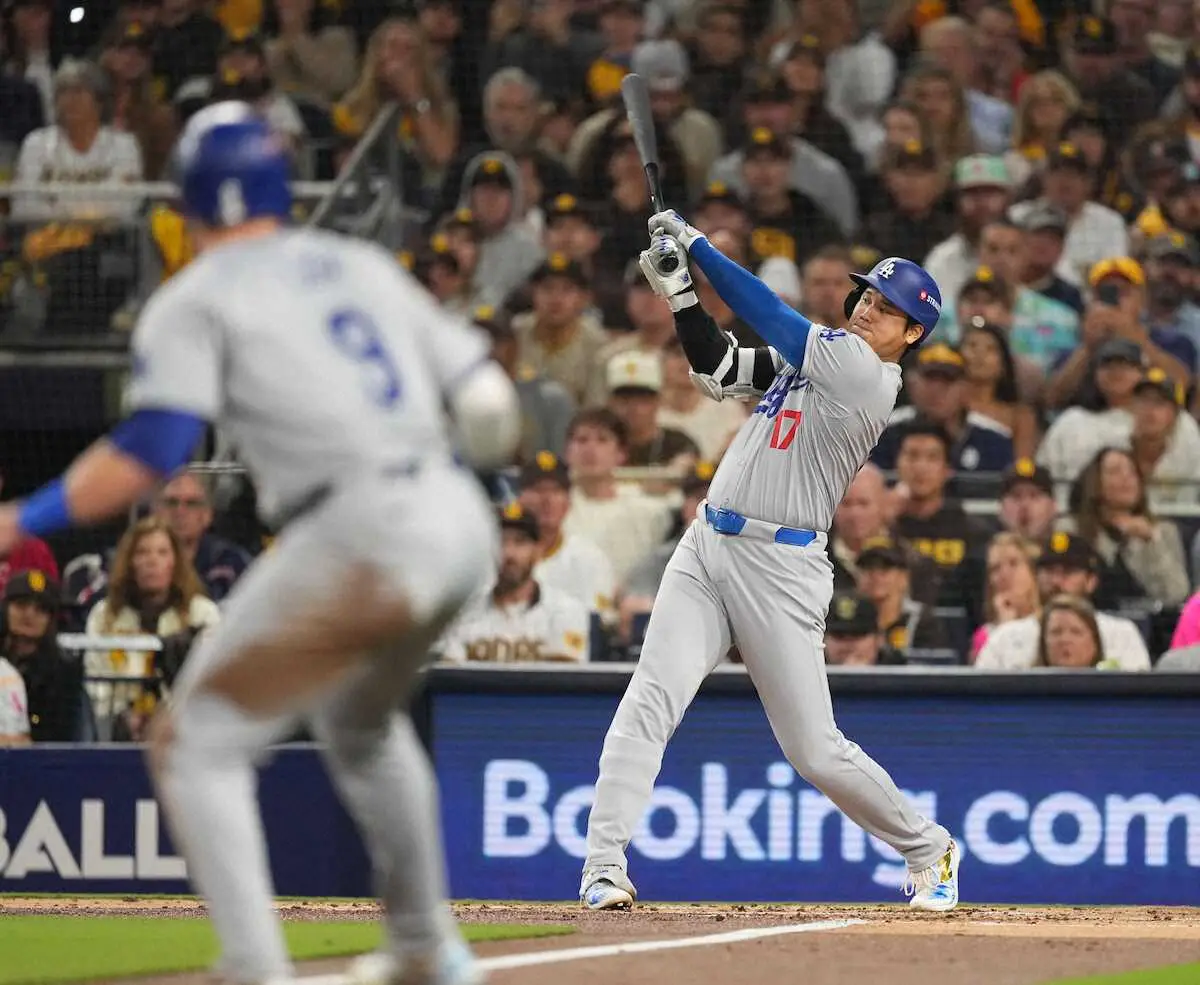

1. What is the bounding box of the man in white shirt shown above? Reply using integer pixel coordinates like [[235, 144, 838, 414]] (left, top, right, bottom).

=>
[[975, 532, 1151, 670], [519, 451, 617, 623], [562, 408, 673, 585], [13, 59, 144, 221], [437, 505, 590, 663]]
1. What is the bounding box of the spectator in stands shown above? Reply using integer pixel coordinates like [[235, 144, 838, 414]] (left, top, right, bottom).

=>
[[708, 69, 858, 238], [437, 505, 590, 663], [1148, 1, 1192, 69], [1161, 162, 1200, 239], [773, 33, 864, 188], [943, 268, 1045, 397], [998, 459, 1058, 546], [456, 150, 544, 307], [429, 207, 485, 309], [859, 139, 955, 265], [99, 24, 177, 181], [474, 306, 574, 460], [541, 195, 620, 324], [972, 2, 1030, 104], [1063, 15, 1156, 144], [1016, 202, 1084, 316], [686, 2, 747, 123], [12, 60, 144, 222], [830, 463, 893, 592], [975, 531, 1151, 670], [262, 0, 357, 107], [416, 0, 463, 99], [589, 260, 672, 399], [1126, 368, 1200, 507], [4, 0, 54, 121], [1004, 70, 1080, 188], [0, 651, 28, 745], [84, 517, 220, 739], [1, 569, 81, 742], [619, 461, 713, 644], [561, 408, 672, 584], [823, 591, 900, 667], [1041, 338, 1145, 481], [898, 63, 975, 168], [0, 472, 58, 595], [606, 350, 699, 473], [153, 0, 225, 98], [657, 336, 747, 462], [959, 318, 1039, 460], [155, 472, 250, 603], [889, 420, 988, 619], [1061, 447, 1191, 608], [1143, 232, 1200, 352], [482, 0, 600, 107], [418, 232, 471, 312], [740, 127, 844, 267], [797, 246, 854, 328], [0, 70, 42, 183], [917, 16, 1012, 154], [1036, 595, 1113, 669], [1110, 0, 1180, 109], [970, 532, 1040, 662], [873, 345, 1014, 474], [922, 154, 1012, 306], [513, 253, 607, 405], [1010, 142, 1129, 287], [335, 16, 459, 198], [582, 0, 643, 110], [1167, 580, 1200, 652], [854, 537, 946, 657], [519, 451, 616, 623]]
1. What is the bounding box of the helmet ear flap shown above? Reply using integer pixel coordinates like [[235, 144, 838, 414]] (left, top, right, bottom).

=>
[[843, 284, 865, 321]]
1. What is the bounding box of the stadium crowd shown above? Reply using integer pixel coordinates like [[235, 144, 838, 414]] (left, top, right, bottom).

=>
[[4, 0, 1200, 743]]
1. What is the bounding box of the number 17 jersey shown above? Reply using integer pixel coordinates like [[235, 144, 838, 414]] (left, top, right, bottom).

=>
[[125, 228, 489, 525], [704, 326, 903, 534]]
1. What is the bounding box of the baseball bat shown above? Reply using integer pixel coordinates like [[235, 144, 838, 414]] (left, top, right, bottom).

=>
[[620, 73, 680, 273]]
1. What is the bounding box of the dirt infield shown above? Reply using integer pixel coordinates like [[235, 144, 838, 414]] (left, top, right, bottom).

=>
[[5, 898, 1200, 985]]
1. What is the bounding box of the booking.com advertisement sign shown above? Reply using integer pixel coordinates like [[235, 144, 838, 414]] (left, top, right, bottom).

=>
[[433, 690, 1200, 905]]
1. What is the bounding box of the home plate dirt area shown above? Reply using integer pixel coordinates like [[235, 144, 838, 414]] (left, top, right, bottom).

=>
[[10, 899, 1200, 985]]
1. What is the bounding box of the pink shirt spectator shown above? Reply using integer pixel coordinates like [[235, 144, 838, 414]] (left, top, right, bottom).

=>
[[970, 624, 991, 662], [1169, 592, 1200, 650]]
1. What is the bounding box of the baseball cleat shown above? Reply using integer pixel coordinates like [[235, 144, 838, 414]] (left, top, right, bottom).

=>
[[345, 939, 484, 985], [580, 865, 637, 910], [905, 838, 961, 912]]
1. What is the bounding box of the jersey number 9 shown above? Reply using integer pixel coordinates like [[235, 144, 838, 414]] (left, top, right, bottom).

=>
[[327, 308, 402, 408]]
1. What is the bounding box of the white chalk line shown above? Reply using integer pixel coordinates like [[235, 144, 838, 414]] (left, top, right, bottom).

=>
[[299, 918, 866, 982]]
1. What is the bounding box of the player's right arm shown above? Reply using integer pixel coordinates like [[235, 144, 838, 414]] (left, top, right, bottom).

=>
[[638, 236, 782, 401]]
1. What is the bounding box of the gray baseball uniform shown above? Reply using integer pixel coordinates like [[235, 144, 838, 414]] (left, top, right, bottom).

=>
[[584, 277, 951, 889], [136, 228, 498, 981]]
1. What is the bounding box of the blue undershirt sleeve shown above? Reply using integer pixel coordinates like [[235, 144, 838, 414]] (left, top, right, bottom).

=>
[[108, 408, 208, 475]]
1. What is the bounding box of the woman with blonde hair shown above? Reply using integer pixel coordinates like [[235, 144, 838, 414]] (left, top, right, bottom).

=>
[[332, 16, 459, 199], [1005, 70, 1079, 187], [970, 532, 1040, 661], [898, 63, 974, 166], [84, 516, 220, 739]]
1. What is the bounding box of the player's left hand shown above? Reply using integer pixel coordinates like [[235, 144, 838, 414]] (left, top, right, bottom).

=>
[[0, 504, 23, 558], [648, 210, 703, 250], [638, 236, 696, 311]]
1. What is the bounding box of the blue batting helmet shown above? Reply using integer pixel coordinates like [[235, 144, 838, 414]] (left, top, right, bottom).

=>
[[843, 257, 942, 343], [176, 102, 291, 228]]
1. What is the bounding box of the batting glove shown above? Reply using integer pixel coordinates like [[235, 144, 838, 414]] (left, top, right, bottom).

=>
[[648, 210, 704, 250], [638, 235, 697, 312]]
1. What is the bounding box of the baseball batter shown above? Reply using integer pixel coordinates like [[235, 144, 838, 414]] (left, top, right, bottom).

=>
[[579, 212, 961, 912], [0, 103, 520, 985]]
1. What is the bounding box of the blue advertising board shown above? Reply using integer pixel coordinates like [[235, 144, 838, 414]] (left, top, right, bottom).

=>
[[0, 747, 371, 896], [433, 690, 1200, 905]]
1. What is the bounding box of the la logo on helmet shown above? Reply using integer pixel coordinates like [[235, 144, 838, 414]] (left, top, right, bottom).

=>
[[878, 260, 896, 279]]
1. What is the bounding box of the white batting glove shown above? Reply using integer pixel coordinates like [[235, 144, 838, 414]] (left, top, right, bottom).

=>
[[638, 235, 697, 312], [648, 210, 704, 250]]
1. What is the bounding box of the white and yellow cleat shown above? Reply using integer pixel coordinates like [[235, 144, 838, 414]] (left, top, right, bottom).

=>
[[905, 839, 962, 912], [579, 865, 637, 911]]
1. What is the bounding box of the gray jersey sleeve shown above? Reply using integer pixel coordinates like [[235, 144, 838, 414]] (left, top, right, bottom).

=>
[[126, 284, 224, 419], [799, 327, 891, 415]]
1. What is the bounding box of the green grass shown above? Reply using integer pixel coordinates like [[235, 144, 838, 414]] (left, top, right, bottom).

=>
[[1046, 964, 1200, 984], [0, 916, 573, 985]]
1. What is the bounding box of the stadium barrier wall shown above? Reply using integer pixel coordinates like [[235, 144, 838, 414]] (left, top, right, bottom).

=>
[[1, 666, 1199, 904]]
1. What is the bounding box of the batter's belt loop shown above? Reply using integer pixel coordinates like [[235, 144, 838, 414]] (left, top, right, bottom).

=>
[[699, 502, 824, 548]]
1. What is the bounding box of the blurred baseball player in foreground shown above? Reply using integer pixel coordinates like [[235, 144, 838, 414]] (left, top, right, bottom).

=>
[[0, 103, 520, 985], [579, 211, 961, 912]]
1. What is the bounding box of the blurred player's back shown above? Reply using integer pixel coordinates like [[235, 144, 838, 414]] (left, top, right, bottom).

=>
[[134, 226, 489, 525]]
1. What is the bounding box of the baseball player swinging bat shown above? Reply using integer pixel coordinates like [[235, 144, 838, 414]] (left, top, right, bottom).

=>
[[579, 212, 963, 912]]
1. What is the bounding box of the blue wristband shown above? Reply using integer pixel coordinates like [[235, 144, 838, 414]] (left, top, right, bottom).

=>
[[17, 478, 72, 538]]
